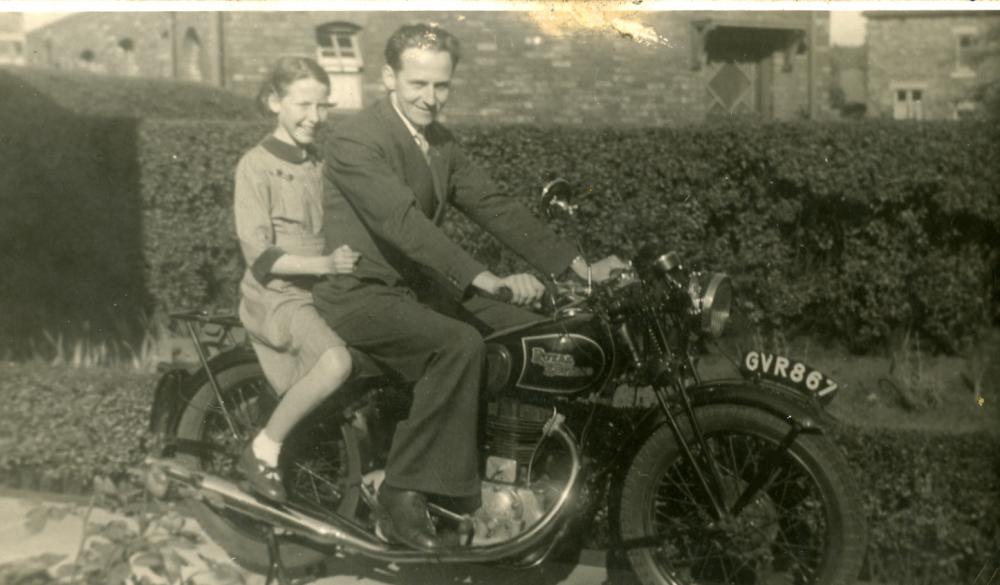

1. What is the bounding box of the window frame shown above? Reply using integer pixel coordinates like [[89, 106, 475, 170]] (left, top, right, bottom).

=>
[[315, 22, 363, 73], [954, 99, 977, 120], [890, 81, 928, 121], [952, 25, 979, 78]]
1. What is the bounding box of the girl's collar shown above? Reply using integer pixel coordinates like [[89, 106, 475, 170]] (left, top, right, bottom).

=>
[[261, 135, 319, 164]]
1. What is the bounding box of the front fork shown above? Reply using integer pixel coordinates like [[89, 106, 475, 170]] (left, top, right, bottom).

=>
[[618, 320, 810, 522], [652, 380, 812, 522]]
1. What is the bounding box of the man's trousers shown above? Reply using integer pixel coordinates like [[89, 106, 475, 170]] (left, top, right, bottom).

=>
[[312, 278, 539, 498]]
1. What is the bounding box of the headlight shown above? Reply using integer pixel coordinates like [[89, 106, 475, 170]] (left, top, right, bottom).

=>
[[688, 272, 732, 337]]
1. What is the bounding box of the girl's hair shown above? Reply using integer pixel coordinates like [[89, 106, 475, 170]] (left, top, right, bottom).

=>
[[256, 56, 331, 115]]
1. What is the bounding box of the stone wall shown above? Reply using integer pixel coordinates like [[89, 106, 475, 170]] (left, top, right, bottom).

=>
[[866, 11, 1000, 119], [25, 12, 176, 77]]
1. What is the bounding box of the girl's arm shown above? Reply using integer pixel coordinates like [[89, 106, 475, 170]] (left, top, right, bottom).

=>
[[269, 246, 359, 277], [234, 155, 283, 284], [234, 154, 357, 282]]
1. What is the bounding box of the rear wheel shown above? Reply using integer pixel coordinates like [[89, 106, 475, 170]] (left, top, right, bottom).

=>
[[175, 359, 363, 574], [618, 404, 866, 585]]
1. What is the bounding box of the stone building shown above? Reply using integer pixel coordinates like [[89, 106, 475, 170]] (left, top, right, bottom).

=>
[[0, 12, 25, 66], [865, 10, 1000, 120], [25, 10, 833, 126]]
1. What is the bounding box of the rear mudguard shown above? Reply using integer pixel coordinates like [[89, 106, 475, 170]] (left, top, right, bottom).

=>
[[148, 347, 260, 439]]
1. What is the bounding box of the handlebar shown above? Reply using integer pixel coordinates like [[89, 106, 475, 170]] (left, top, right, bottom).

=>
[[482, 286, 514, 303], [482, 285, 563, 315]]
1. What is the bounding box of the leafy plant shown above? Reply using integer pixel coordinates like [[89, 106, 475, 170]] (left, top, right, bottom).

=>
[[2, 475, 245, 585], [0, 362, 158, 494], [832, 425, 1000, 585]]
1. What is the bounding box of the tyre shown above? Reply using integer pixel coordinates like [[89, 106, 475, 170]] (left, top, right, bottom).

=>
[[618, 404, 866, 585], [175, 358, 363, 575]]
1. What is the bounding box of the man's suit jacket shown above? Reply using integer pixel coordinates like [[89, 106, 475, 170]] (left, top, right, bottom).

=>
[[319, 98, 577, 303]]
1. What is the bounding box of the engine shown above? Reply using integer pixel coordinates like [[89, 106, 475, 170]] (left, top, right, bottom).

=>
[[484, 398, 550, 482], [473, 398, 562, 545]]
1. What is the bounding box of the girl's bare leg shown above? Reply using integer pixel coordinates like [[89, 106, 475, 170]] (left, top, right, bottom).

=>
[[243, 347, 351, 500], [263, 346, 352, 445]]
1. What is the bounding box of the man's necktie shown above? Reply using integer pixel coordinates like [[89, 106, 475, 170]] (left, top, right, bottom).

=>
[[413, 132, 431, 165]]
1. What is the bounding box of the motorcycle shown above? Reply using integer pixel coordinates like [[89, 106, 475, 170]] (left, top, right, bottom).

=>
[[145, 179, 866, 585]]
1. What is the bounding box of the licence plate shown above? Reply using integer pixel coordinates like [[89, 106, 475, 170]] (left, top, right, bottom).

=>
[[741, 351, 839, 402]]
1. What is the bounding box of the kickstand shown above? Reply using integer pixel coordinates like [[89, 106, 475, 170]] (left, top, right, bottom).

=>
[[264, 528, 292, 585]]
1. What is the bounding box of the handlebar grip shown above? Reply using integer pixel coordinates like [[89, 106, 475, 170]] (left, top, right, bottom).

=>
[[490, 286, 514, 303]]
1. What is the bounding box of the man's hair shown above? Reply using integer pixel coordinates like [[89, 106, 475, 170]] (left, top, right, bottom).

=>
[[256, 56, 330, 115], [384, 23, 461, 71]]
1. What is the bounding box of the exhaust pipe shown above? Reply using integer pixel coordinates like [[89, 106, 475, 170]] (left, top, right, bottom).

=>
[[147, 414, 582, 564]]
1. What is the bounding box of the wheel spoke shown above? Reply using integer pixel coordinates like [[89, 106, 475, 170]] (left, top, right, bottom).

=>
[[638, 420, 841, 585], [292, 461, 344, 498]]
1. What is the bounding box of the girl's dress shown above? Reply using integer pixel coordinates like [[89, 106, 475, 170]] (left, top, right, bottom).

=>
[[234, 135, 346, 393]]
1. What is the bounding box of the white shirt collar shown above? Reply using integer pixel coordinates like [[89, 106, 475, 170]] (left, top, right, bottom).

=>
[[390, 92, 424, 139]]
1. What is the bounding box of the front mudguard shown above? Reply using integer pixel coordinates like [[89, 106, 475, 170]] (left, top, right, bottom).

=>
[[611, 378, 836, 478], [691, 377, 839, 430], [148, 347, 260, 443]]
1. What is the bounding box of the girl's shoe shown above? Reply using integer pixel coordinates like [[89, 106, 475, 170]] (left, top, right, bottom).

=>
[[239, 443, 287, 502]]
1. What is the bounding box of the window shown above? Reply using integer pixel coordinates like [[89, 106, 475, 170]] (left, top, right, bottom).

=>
[[315, 22, 363, 110], [953, 26, 979, 76], [315, 22, 362, 72], [954, 100, 977, 120], [893, 86, 925, 120]]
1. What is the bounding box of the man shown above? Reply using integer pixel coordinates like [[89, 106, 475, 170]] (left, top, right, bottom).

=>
[[313, 23, 624, 551]]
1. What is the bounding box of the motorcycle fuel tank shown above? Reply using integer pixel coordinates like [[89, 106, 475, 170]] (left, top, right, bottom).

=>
[[484, 313, 613, 397]]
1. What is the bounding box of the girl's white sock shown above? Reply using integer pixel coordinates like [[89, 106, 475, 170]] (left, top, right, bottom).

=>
[[252, 430, 282, 467]]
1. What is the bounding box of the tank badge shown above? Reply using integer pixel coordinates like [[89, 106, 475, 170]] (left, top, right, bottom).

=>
[[531, 348, 594, 378]]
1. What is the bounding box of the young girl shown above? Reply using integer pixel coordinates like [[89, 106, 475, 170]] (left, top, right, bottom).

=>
[[233, 56, 359, 502]]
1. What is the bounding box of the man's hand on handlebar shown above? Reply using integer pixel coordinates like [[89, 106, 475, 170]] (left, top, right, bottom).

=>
[[472, 271, 546, 306]]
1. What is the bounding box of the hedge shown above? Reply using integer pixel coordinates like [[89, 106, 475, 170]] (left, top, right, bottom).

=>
[[2, 66, 998, 355], [0, 362, 997, 584], [0, 67, 260, 356], [832, 424, 1000, 585], [135, 120, 1000, 354], [0, 66, 260, 120]]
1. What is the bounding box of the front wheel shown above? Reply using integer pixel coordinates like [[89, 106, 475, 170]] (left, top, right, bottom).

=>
[[618, 404, 866, 585]]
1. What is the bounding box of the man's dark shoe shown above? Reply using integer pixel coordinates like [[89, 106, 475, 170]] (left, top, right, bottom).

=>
[[378, 484, 442, 551], [239, 443, 287, 502]]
